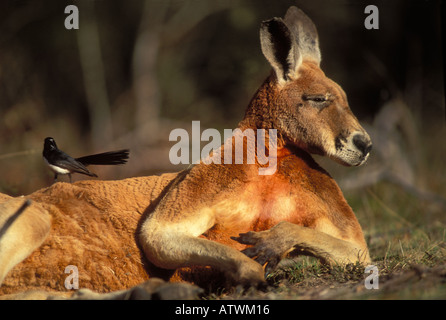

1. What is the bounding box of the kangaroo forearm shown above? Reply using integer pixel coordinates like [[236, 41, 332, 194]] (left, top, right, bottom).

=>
[[277, 222, 370, 264]]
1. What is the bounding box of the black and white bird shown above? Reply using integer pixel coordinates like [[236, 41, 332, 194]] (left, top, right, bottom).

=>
[[43, 137, 129, 183]]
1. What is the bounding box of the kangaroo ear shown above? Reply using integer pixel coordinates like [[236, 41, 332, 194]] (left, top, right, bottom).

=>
[[260, 18, 301, 86], [283, 6, 321, 66], [260, 7, 321, 86]]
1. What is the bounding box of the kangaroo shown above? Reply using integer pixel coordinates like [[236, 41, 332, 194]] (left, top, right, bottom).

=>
[[0, 7, 371, 298]]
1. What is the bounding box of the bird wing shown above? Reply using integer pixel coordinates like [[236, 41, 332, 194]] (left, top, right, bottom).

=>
[[51, 150, 98, 177]]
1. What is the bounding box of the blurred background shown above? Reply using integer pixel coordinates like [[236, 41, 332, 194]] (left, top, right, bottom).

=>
[[0, 0, 444, 203]]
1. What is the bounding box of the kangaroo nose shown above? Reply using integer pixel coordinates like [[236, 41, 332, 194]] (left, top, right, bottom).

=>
[[353, 134, 372, 156]]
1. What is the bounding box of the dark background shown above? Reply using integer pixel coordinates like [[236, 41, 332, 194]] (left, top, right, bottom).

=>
[[0, 0, 444, 195]]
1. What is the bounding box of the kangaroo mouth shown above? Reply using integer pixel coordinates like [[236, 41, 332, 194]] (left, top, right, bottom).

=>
[[283, 129, 372, 167], [329, 151, 369, 167], [331, 132, 372, 167]]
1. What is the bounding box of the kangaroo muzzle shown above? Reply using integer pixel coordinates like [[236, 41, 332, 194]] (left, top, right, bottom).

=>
[[333, 131, 372, 166]]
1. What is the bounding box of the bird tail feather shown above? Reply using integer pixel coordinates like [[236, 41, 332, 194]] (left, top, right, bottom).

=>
[[76, 149, 129, 166]]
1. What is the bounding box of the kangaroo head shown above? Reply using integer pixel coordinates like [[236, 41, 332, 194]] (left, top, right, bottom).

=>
[[245, 7, 372, 167]]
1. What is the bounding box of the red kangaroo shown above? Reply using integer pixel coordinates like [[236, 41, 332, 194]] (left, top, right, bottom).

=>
[[0, 6, 371, 298]]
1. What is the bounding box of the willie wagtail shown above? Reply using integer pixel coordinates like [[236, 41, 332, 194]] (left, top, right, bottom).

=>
[[43, 137, 129, 183]]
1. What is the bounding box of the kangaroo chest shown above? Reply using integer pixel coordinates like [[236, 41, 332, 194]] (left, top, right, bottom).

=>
[[202, 171, 328, 248]]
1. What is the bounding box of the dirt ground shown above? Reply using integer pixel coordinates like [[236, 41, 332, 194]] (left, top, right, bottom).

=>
[[210, 261, 446, 300]]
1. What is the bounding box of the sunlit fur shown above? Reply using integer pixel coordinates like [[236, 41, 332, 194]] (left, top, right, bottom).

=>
[[0, 7, 372, 299]]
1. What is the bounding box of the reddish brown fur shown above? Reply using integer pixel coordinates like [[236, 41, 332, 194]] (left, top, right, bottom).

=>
[[0, 7, 371, 298], [0, 175, 175, 295]]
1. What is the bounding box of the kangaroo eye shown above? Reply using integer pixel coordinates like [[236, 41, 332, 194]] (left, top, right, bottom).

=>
[[302, 94, 330, 110], [302, 94, 328, 103]]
